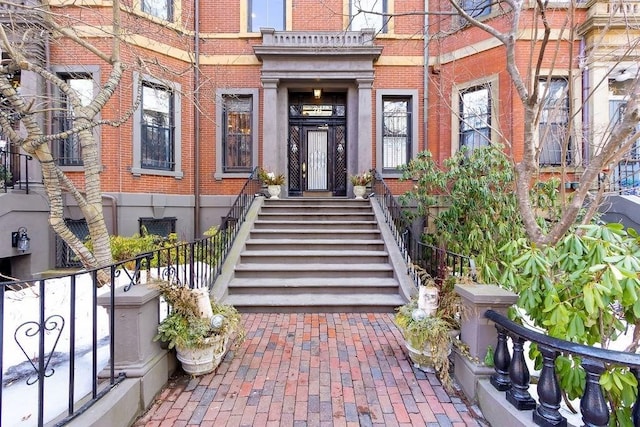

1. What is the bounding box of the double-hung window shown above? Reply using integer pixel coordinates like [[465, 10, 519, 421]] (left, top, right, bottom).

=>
[[382, 96, 411, 171], [249, 0, 285, 32], [539, 78, 571, 166], [459, 85, 491, 154], [610, 78, 640, 161], [350, 0, 386, 33], [609, 77, 640, 193], [222, 95, 253, 172], [462, 0, 491, 18], [54, 73, 93, 166], [141, 82, 175, 171], [142, 0, 172, 20]]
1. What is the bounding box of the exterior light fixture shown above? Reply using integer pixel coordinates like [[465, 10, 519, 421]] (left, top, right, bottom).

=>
[[313, 89, 322, 99], [11, 226, 30, 252]]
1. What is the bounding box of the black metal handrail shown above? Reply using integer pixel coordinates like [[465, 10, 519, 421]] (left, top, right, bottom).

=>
[[0, 169, 262, 426], [371, 170, 476, 286], [485, 309, 640, 426], [1, 147, 32, 194], [213, 167, 261, 281]]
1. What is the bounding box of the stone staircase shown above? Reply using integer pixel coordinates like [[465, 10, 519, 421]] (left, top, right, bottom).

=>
[[221, 198, 407, 312]]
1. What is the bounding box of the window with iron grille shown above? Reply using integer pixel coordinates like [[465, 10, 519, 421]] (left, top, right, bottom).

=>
[[141, 82, 175, 171], [53, 73, 93, 166], [459, 85, 491, 154], [539, 78, 571, 166], [610, 77, 640, 161], [249, 0, 285, 32], [55, 219, 89, 268], [223, 95, 253, 172], [350, 0, 386, 32], [142, 0, 172, 21], [139, 217, 176, 237], [382, 96, 411, 171]]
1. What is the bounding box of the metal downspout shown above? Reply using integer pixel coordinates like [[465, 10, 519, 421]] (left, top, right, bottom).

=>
[[193, 0, 201, 238], [423, 0, 429, 154], [580, 37, 589, 166]]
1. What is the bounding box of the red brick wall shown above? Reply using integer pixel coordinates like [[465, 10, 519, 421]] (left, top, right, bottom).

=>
[[48, 1, 587, 197]]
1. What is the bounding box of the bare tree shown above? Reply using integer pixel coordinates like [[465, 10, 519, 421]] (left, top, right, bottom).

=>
[[348, 0, 640, 245], [446, 0, 640, 245], [0, 0, 131, 276], [0, 0, 197, 279]]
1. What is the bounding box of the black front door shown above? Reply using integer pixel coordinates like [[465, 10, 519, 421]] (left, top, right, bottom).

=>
[[288, 92, 347, 196]]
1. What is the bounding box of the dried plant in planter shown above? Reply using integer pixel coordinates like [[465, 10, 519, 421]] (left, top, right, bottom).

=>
[[150, 280, 244, 375], [394, 266, 462, 391]]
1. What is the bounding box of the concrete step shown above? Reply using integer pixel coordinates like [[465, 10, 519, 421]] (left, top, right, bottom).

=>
[[257, 212, 375, 221], [253, 220, 378, 230], [262, 198, 369, 206], [244, 239, 386, 251], [224, 292, 405, 313], [233, 263, 394, 279], [248, 229, 382, 240], [227, 277, 400, 294], [238, 250, 389, 264], [217, 197, 407, 313], [260, 204, 374, 213]]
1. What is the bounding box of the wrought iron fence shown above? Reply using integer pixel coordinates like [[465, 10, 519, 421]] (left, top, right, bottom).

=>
[[370, 171, 476, 286], [485, 309, 640, 426], [0, 169, 262, 426], [607, 158, 640, 195], [1, 268, 123, 427], [1, 147, 32, 194]]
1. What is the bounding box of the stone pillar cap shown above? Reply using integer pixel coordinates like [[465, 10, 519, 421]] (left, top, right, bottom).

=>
[[455, 283, 518, 305]]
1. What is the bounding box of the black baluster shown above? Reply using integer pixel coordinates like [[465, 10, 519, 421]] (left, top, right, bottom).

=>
[[632, 369, 640, 426], [491, 326, 512, 391], [533, 345, 566, 427], [506, 336, 536, 410], [580, 358, 608, 427]]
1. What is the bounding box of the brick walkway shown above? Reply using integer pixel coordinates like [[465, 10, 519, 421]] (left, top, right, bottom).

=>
[[133, 313, 485, 426]]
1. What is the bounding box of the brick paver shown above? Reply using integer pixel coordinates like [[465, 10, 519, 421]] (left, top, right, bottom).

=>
[[133, 313, 485, 426]]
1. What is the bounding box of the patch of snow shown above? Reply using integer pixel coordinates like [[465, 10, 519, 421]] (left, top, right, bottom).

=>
[[2, 263, 214, 426]]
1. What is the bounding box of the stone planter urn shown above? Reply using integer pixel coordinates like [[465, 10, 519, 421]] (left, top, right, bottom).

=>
[[353, 185, 366, 199], [268, 185, 282, 199]]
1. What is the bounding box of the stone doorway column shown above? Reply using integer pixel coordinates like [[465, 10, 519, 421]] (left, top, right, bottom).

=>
[[262, 78, 281, 173], [356, 78, 373, 174]]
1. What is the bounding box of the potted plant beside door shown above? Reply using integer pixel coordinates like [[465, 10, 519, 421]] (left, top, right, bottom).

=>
[[350, 171, 372, 199], [258, 167, 285, 199]]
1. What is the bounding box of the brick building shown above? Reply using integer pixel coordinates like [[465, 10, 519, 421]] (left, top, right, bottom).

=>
[[0, 0, 638, 277]]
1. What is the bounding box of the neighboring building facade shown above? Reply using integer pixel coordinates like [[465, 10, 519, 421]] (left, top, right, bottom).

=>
[[0, 0, 638, 277]]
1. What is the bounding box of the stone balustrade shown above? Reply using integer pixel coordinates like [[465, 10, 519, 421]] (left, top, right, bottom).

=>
[[260, 28, 376, 48]]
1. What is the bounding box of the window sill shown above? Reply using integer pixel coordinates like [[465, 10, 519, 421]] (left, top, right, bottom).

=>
[[131, 167, 184, 179], [58, 165, 86, 172], [214, 171, 254, 181], [380, 170, 404, 180], [539, 165, 584, 173]]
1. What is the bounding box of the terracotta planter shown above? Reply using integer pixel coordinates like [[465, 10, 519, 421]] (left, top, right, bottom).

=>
[[176, 334, 229, 376]]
